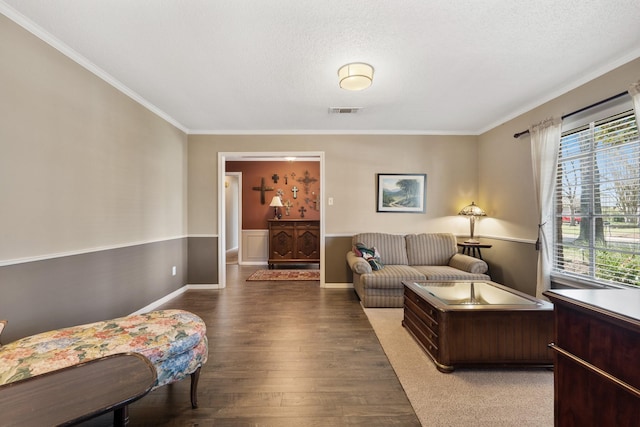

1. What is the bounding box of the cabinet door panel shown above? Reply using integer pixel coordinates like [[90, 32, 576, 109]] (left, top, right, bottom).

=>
[[295, 229, 319, 259], [270, 228, 294, 259]]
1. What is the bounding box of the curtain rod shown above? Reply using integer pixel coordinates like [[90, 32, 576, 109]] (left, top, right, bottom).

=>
[[512, 91, 629, 139]]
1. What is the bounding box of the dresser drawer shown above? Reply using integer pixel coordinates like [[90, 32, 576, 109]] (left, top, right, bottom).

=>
[[295, 221, 319, 230], [269, 222, 294, 230]]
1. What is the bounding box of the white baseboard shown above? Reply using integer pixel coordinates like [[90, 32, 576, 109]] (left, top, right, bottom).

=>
[[186, 284, 223, 289], [130, 286, 188, 315], [322, 282, 353, 289], [131, 284, 221, 314]]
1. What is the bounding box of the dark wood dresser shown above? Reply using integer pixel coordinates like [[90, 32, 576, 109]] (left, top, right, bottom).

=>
[[544, 289, 640, 426], [267, 219, 319, 268]]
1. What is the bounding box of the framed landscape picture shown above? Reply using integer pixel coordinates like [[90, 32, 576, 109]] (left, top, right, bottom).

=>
[[376, 173, 426, 213]]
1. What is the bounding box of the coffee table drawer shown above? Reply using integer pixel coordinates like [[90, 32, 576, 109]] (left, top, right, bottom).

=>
[[403, 308, 439, 359], [404, 296, 439, 331], [405, 287, 439, 319]]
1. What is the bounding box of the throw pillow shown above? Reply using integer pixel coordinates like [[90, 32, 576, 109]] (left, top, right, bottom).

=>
[[367, 258, 384, 271], [354, 243, 384, 270], [352, 245, 363, 257]]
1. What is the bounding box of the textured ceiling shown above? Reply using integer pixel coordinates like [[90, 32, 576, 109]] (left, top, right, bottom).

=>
[[2, 0, 640, 134]]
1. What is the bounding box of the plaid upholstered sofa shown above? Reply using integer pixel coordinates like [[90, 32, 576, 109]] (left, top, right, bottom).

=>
[[346, 233, 490, 307], [0, 309, 208, 410]]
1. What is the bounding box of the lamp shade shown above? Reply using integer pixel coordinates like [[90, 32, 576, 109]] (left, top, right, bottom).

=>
[[458, 202, 486, 243], [269, 196, 283, 207], [458, 201, 486, 217], [338, 62, 374, 91]]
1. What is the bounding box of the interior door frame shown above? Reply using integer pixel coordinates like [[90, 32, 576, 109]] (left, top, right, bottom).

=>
[[224, 171, 242, 264], [217, 151, 325, 287]]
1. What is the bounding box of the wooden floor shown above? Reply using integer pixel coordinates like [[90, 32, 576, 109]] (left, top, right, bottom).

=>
[[80, 265, 420, 426]]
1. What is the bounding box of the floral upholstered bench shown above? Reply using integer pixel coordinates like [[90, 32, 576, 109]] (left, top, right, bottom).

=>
[[0, 309, 208, 409]]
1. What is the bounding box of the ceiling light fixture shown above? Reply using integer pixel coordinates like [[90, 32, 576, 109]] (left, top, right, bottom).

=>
[[338, 62, 374, 91]]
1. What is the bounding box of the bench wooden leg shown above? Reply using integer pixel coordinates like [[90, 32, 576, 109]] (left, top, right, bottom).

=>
[[113, 405, 129, 426], [190, 367, 201, 409]]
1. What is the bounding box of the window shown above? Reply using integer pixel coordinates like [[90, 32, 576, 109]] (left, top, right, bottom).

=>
[[553, 106, 640, 288]]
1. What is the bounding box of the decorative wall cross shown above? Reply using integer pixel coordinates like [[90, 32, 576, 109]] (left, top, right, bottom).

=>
[[252, 177, 274, 204], [296, 170, 318, 194], [284, 199, 293, 216], [298, 206, 307, 218], [291, 186, 299, 199], [271, 173, 279, 183]]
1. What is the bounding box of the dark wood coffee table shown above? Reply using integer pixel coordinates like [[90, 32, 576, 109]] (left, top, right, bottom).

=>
[[0, 352, 156, 426], [403, 280, 554, 372]]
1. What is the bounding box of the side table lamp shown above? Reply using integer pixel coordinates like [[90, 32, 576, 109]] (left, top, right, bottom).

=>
[[458, 201, 486, 243], [269, 196, 283, 219]]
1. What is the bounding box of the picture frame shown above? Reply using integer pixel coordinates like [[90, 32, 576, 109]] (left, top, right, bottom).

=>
[[376, 173, 426, 213]]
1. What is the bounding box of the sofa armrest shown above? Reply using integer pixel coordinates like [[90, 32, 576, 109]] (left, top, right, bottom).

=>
[[346, 251, 372, 274], [449, 253, 488, 274]]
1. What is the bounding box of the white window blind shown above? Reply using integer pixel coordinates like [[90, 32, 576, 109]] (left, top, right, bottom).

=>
[[554, 108, 640, 288]]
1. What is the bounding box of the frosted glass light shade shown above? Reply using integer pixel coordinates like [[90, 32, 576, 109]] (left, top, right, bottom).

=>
[[338, 63, 374, 91]]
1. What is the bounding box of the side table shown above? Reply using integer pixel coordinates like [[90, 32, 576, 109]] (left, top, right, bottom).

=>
[[457, 242, 492, 259]]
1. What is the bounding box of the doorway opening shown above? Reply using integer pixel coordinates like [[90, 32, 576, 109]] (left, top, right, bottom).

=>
[[218, 152, 325, 287]]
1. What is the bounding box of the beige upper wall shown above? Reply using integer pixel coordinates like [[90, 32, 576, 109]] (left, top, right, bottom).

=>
[[478, 57, 640, 243], [188, 134, 479, 236], [0, 15, 188, 262], [6, 7, 638, 261]]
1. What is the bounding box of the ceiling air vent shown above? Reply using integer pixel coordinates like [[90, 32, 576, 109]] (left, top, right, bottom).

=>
[[329, 107, 362, 114]]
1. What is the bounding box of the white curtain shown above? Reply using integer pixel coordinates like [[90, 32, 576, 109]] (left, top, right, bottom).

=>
[[530, 117, 562, 298], [630, 80, 640, 126]]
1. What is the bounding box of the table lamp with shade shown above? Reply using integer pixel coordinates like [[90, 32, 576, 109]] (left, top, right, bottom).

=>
[[458, 202, 486, 243], [269, 196, 283, 219]]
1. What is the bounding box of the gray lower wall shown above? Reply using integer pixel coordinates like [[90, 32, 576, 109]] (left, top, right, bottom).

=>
[[324, 235, 538, 297], [0, 238, 187, 343], [478, 238, 538, 296], [0, 233, 534, 343], [187, 236, 218, 284], [325, 236, 354, 284]]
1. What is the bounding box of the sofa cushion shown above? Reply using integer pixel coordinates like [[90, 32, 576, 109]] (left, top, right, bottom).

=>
[[360, 265, 426, 289], [405, 233, 457, 266], [353, 233, 408, 265], [412, 265, 490, 281]]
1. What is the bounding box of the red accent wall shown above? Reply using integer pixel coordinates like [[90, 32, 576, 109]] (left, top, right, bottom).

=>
[[226, 161, 320, 230]]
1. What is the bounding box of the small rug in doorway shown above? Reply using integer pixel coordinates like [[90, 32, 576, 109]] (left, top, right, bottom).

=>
[[246, 269, 320, 281]]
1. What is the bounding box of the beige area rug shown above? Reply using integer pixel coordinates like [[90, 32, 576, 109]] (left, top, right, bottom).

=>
[[246, 269, 320, 281], [364, 308, 554, 427]]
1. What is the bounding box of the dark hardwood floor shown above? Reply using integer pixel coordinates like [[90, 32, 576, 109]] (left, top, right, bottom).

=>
[[80, 265, 420, 426]]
